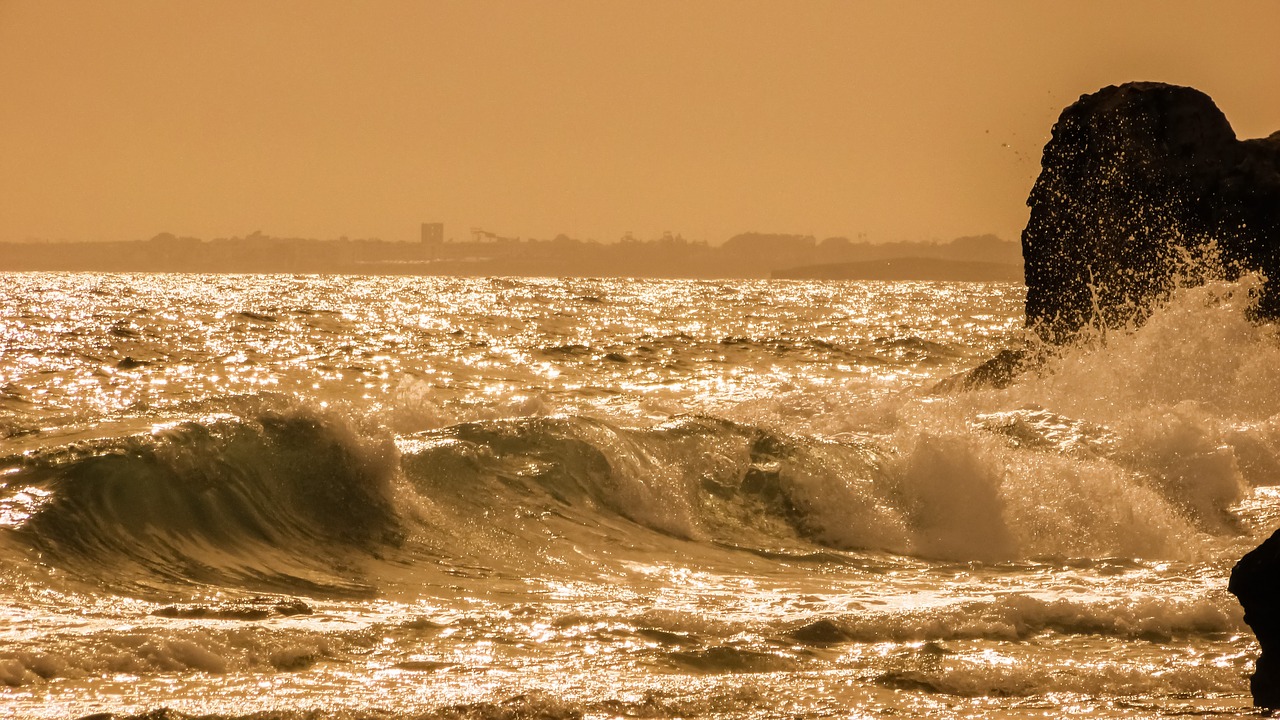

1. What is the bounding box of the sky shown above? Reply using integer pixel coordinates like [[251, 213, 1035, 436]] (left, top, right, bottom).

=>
[[1, 1, 1278, 245]]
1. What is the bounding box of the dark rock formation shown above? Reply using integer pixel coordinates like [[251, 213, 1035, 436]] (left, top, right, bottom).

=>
[[1230, 528, 1280, 708], [939, 81, 1280, 392], [1022, 81, 1280, 343], [931, 348, 1034, 393]]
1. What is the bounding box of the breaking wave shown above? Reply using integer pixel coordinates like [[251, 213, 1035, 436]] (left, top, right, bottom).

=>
[[2, 407, 402, 596]]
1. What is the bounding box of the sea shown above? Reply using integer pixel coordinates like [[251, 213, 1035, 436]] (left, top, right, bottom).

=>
[[1, 271, 1276, 719]]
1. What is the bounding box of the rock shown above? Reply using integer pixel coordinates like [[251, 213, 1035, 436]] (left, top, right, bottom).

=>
[[932, 348, 1034, 393], [941, 81, 1280, 392], [1230, 528, 1280, 708], [1022, 81, 1280, 343], [787, 617, 854, 646], [150, 598, 314, 620]]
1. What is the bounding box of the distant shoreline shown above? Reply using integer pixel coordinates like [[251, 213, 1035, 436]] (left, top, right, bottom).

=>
[[0, 232, 1023, 280], [772, 257, 1023, 282]]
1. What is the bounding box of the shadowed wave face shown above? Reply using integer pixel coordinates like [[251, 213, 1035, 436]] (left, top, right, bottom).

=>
[[8, 409, 402, 596]]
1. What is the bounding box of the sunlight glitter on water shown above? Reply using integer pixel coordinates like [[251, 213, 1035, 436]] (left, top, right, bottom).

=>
[[1, 274, 1273, 717]]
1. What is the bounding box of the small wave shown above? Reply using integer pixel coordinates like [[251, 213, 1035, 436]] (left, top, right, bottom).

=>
[[875, 336, 956, 356], [71, 691, 634, 717], [875, 663, 1244, 698], [664, 645, 801, 674], [151, 599, 314, 621], [0, 623, 360, 687], [579, 592, 1242, 647], [782, 593, 1244, 644], [540, 343, 591, 356]]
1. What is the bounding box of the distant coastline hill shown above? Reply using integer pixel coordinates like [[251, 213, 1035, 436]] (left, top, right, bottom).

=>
[[0, 231, 1023, 280], [771, 234, 1023, 281], [773, 257, 1023, 282]]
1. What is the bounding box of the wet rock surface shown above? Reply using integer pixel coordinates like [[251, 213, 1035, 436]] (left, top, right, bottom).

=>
[[1021, 81, 1280, 343], [946, 81, 1280, 392], [1231, 528, 1280, 708]]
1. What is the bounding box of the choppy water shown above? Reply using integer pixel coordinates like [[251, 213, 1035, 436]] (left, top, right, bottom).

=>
[[1, 272, 1276, 718]]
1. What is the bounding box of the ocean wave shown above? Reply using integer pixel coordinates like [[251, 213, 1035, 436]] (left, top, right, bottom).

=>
[[3, 397, 1249, 598], [800, 592, 1244, 643], [399, 410, 1231, 562], [3, 404, 401, 595], [11, 280, 1279, 597], [875, 663, 1244, 698], [397, 414, 908, 554], [0, 622, 367, 687], [575, 592, 1243, 646], [52, 691, 773, 720], [0, 591, 1242, 690]]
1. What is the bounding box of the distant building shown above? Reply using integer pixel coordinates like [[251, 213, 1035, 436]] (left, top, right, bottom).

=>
[[721, 232, 815, 257], [421, 223, 443, 245], [421, 222, 443, 260]]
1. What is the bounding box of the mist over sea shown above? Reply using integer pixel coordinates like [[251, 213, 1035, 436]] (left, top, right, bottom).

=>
[[1, 272, 1275, 718]]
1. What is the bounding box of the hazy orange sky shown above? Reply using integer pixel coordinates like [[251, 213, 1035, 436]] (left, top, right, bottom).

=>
[[2, 1, 1278, 245]]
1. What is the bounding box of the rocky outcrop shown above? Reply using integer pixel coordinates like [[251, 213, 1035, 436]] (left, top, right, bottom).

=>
[[939, 82, 1280, 392], [1015, 82, 1280, 707], [1231, 529, 1280, 708], [1022, 81, 1280, 343], [931, 348, 1035, 393]]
